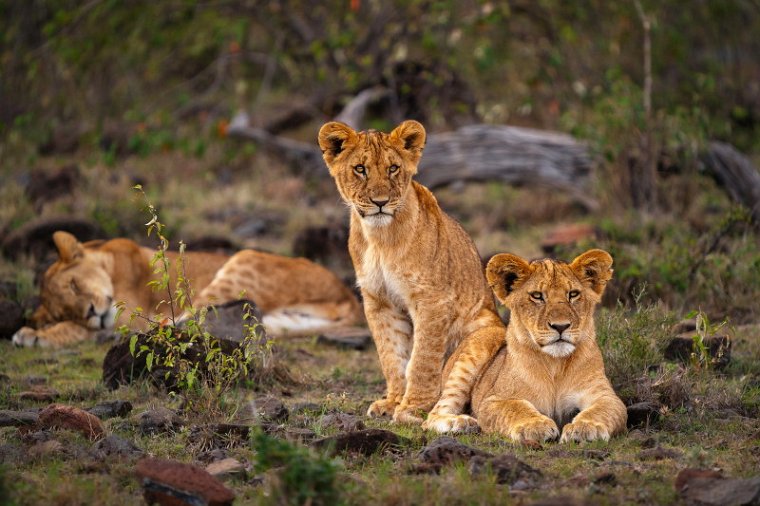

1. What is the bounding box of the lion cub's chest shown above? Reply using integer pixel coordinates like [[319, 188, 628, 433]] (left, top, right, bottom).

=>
[[357, 244, 410, 308]]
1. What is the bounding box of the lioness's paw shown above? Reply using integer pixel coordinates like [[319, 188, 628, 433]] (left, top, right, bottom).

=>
[[367, 398, 400, 418], [508, 416, 559, 443], [11, 327, 39, 347], [422, 413, 480, 434], [560, 420, 610, 443]]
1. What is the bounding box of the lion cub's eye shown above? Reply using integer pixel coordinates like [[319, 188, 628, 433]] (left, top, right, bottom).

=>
[[568, 290, 580, 301], [388, 164, 399, 174], [529, 291, 544, 301], [353, 164, 366, 175]]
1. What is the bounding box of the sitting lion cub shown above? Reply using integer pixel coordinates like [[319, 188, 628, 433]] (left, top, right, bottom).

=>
[[468, 249, 627, 442], [318, 120, 505, 426]]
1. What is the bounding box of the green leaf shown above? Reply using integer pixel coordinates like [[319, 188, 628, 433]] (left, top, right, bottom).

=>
[[129, 334, 138, 356]]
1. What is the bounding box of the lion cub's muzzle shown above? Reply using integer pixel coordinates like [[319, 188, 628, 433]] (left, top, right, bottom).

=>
[[539, 321, 576, 357], [85, 296, 116, 330]]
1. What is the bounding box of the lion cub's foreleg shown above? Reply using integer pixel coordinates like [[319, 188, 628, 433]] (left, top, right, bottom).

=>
[[479, 397, 560, 443], [560, 393, 627, 443], [363, 293, 414, 419], [12, 321, 91, 348]]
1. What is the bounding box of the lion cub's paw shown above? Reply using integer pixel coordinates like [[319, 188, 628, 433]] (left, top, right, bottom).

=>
[[508, 416, 560, 443], [11, 327, 39, 347], [367, 398, 400, 418], [392, 405, 425, 425], [422, 413, 480, 434], [560, 420, 610, 443]]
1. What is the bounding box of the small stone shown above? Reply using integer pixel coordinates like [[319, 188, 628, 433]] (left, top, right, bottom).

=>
[[138, 407, 184, 435], [627, 402, 662, 429], [418, 437, 492, 469], [676, 468, 760, 506], [0, 299, 24, 340], [38, 404, 105, 440], [206, 458, 246, 479], [28, 439, 65, 458], [637, 446, 683, 461], [317, 413, 366, 432], [583, 449, 610, 461], [252, 397, 288, 422], [311, 429, 407, 456], [18, 387, 59, 402], [87, 400, 133, 420], [92, 435, 143, 459], [135, 457, 235, 506], [316, 327, 372, 350], [468, 453, 541, 486], [0, 410, 39, 427]]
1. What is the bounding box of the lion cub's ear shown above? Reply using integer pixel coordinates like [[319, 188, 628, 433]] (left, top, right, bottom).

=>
[[570, 249, 614, 296], [52, 231, 84, 263], [390, 120, 426, 167], [318, 122, 357, 169], [486, 253, 533, 304]]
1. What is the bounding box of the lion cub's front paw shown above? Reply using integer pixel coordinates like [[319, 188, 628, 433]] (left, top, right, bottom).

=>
[[422, 413, 480, 434], [11, 327, 39, 347], [392, 404, 425, 425], [507, 416, 560, 443], [560, 420, 610, 443], [367, 398, 400, 418]]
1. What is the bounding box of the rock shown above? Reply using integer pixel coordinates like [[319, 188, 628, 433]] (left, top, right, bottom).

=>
[[592, 471, 617, 486], [178, 299, 266, 343], [582, 449, 610, 461], [417, 437, 492, 470], [317, 413, 366, 432], [311, 429, 407, 456], [676, 468, 760, 506], [92, 435, 144, 459], [87, 400, 133, 420], [0, 216, 104, 261], [25, 165, 80, 209], [540, 223, 596, 254], [135, 457, 235, 506], [18, 387, 59, 402], [28, 439, 65, 458], [0, 443, 25, 464], [252, 397, 288, 422], [316, 327, 372, 350], [627, 401, 662, 429], [292, 223, 351, 268], [138, 407, 184, 435], [0, 299, 24, 340], [664, 333, 732, 369], [205, 458, 246, 479], [38, 404, 105, 440], [468, 453, 541, 486], [637, 446, 683, 461], [0, 410, 39, 427]]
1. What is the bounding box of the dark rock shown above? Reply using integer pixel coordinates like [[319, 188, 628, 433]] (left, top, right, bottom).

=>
[[592, 471, 617, 486], [252, 397, 288, 422], [92, 435, 144, 459], [138, 407, 184, 435], [311, 429, 407, 456], [627, 401, 662, 429], [178, 299, 266, 343], [317, 413, 366, 432], [582, 449, 610, 461], [87, 400, 133, 420], [316, 327, 372, 350], [18, 387, 59, 402], [0, 410, 39, 427], [0, 299, 24, 340], [0, 216, 104, 261], [664, 333, 732, 369], [418, 437, 492, 470], [292, 223, 351, 268], [25, 165, 80, 209], [637, 446, 683, 461], [676, 468, 760, 506], [38, 404, 105, 440], [135, 457, 235, 506], [468, 453, 541, 486]]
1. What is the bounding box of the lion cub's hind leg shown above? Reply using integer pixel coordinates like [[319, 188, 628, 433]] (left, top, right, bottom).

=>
[[479, 397, 560, 443]]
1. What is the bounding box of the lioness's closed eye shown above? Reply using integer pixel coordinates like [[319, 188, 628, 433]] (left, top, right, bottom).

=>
[[465, 249, 627, 443]]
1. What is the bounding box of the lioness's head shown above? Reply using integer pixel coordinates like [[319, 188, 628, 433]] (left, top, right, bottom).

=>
[[486, 249, 613, 358], [36, 231, 116, 330], [318, 120, 426, 228]]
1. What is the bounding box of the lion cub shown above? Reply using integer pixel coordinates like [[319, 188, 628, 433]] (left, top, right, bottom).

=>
[[318, 120, 505, 426], [469, 249, 627, 442]]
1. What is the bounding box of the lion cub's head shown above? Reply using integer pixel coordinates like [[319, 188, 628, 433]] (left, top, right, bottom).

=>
[[318, 120, 426, 228], [36, 231, 116, 330], [486, 249, 613, 358]]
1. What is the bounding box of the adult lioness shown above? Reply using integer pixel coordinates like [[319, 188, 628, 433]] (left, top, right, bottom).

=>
[[12, 231, 363, 347], [318, 120, 505, 425], [464, 249, 627, 442]]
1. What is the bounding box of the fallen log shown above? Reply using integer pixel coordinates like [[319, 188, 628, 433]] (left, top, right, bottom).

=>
[[701, 141, 760, 223]]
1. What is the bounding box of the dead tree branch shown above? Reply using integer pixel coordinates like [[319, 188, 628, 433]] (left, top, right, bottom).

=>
[[701, 141, 760, 223]]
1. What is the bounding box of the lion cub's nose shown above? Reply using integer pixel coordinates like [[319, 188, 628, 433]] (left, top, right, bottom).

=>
[[370, 197, 389, 208], [549, 322, 571, 335]]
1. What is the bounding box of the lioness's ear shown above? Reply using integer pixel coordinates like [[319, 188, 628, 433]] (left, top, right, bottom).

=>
[[52, 231, 84, 263], [318, 122, 357, 168], [570, 249, 614, 296], [486, 253, 533, 304], [390, 120, 426, 166]]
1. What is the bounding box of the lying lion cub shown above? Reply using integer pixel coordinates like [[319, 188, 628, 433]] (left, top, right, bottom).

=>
[[466, 249, 627, 442], [12, 231, 363, 347]]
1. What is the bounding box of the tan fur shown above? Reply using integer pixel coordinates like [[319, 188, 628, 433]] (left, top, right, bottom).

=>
[[458, 249, 627, 442], [319, 120, 505, 426], [13, 231, 363, 347]]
